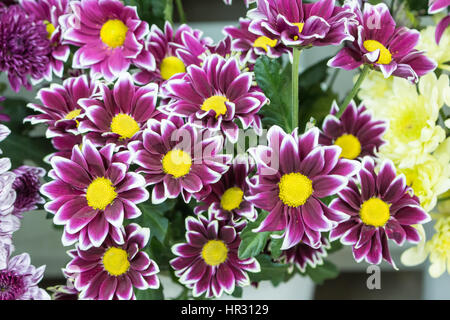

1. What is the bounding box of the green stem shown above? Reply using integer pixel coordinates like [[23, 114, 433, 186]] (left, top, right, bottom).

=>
[[291, 48, 301, 131], [175, 0, 186, 23], [337, 64, 370, 118], [164, 0, 174, 23]]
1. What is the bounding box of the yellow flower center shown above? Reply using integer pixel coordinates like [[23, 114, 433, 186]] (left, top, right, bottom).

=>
[[100, 19, 128, 48], [390, 108, 426, 142], [110, 114, 140, 140], [160, 56, 186, 80], [359, 198, 391, 227], [162, 149, 192, 178], [43, 20, 56, 39], [86, 177, 117, 210], [334, 134, 362, 160], [201, 96, 228, 118], [65, 109, 81, 120], [220, 187, 244, 211], [363, 40, 392, 65], [102, 247, 130, 276], [201, 240, 228, 266], [278, 173, 313, 208], [253, 36, 277, 52], [293, 22, 304, 41]]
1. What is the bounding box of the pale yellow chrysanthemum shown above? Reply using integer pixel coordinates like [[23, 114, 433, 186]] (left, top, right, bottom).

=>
[[416, 25, 450, 72], [359, 72, 449, 168]]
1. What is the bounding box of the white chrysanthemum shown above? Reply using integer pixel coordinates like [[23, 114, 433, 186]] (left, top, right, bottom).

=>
[[416, 25, 450, 72]]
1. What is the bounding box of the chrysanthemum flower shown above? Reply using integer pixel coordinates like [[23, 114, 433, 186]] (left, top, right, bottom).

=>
[[0, 5, 51, 92], [134, 22, 211, 86], [41, 139, 149, 249], [78, 73, 162, 148], [12, 166, 46, 217], [61, 0, 150, 81], [66, 223, 160, 300], [330, 157, 430, 266], [0, 246, 50, 300], [194, 155, 257, 222], [328, 1, 437, 82], [247, 0, 355, 49], [280, 237, 330, 273], [47, 271, 79, 300], [319, 101, 387, 160], [247, 126, 359, 250], [129, 117, 232, 204], [170, 213, 260, 298], [20, 0, 71, 81], [162, 54, 267, 143], [429, 0, 450, 14], [416, 25, 450, 70], [224, 18, 288, 64]]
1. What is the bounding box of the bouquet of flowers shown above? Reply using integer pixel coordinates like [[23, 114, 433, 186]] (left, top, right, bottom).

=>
[[0, 0, 448, 300]]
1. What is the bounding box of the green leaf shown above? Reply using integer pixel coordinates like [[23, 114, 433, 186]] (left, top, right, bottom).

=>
[[249, 254, 289, 287], [299, 86, 338, 131], [231, 286, 243, 298], [238, 211, 270, 260], [135, 284, 164, 300], [137, 203, 171, 243], [268, 234, 283, 260], [299, 56, 333, 90], [303, 260, 339, 285]]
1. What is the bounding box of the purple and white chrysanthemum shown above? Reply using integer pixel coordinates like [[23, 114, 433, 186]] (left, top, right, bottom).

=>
[[0, 246, 50, 300], [247, 0, 355, 51], [194, 155, 257, 222], [20, 0, 71, 81], [328, 1, 437, 82], [129, 117, 232, 204], [0, 5, 51, 92], [224, 18, 288, 64], [162, 54, 267, 143], [66, 223, 160, 300], [61, 0, 150, 81], [41, 139, 149, 249], [329, 157, 430, 267], [247, 126, 360, 250], [12, 166, 46, 217], [319, 101, 387, 160], [280, 236, 330, 273], [78, 72, 163, 148], [429, 0, 450, 13], [134, 22, 212, 86], [170, 213, 260, 298]]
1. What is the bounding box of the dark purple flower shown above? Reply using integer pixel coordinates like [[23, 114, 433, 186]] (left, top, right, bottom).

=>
[[428, 0, 450, 14], [12, 166, 46, 217], [170, 213, 260, 298], [280, 237, 330, 272], [329, 157, 430, 267], [319, 101, 387, 160]]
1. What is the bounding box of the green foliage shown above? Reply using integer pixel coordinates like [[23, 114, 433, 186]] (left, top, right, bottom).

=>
[[124, 0, 167, 27], [268, 234, 283, 260], [136, 202, 174, 243], [249, 254, 290, 287], [302, 260, 339, 285], [238, 211, 270, 260], [135, 284, 165, 300], [231, 286, 243, 298]]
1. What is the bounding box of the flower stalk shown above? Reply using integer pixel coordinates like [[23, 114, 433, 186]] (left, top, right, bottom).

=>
[[337, 64, 370, 117], [291, 47, 301, 131]]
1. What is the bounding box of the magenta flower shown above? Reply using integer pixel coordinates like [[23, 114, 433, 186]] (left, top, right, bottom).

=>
[[436, 15, 450, 44], [223, 0, 255, 7], [129, 117, 232, 204], [319, 101, 387, 160], [170, 214, 260, 298], [280, 237, 330, 273], [49, 134, 83, 160], [328, 1, 437, 82], [247, 0, 355, 49], [61, 0, 150, 81], [428, 0, 450, 14], [12, 166, 46, 217], [247, 126, 359, 250], [0, 246, 50, 300], [134, 22, 211, 86], [329, 157, 430, 266], [78, 72, 162, 148], [20, 0, 71, 81], [162, 54, 267, 143], [194, 156, 257, 222], [41, 139, 149, 249], [0, 5, 51, 92], [224, 18, 288, 64], [66, 223, 160, 300]]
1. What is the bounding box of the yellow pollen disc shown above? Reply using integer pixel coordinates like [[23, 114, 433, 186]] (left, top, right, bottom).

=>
[[293, 22, 305, 34], [65, 109, 81, 120], [201, 96, 229, 118], [86, 177, 117, 210], [100, 19, 128, 48], [102, 247, 130, 276], [363, 40, 392, 65], [201, 240, 228, 266], [162, 149, 192, 178], [221, 187, 244, 211], [253, 36, 277, 52], [110, 114, 140, 140], [359, 198, 391, 227], [334, 134, 362, 160], [160, 56, 186, 80], [278, 173, 313, 208], [44, 20, 56, 39]]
